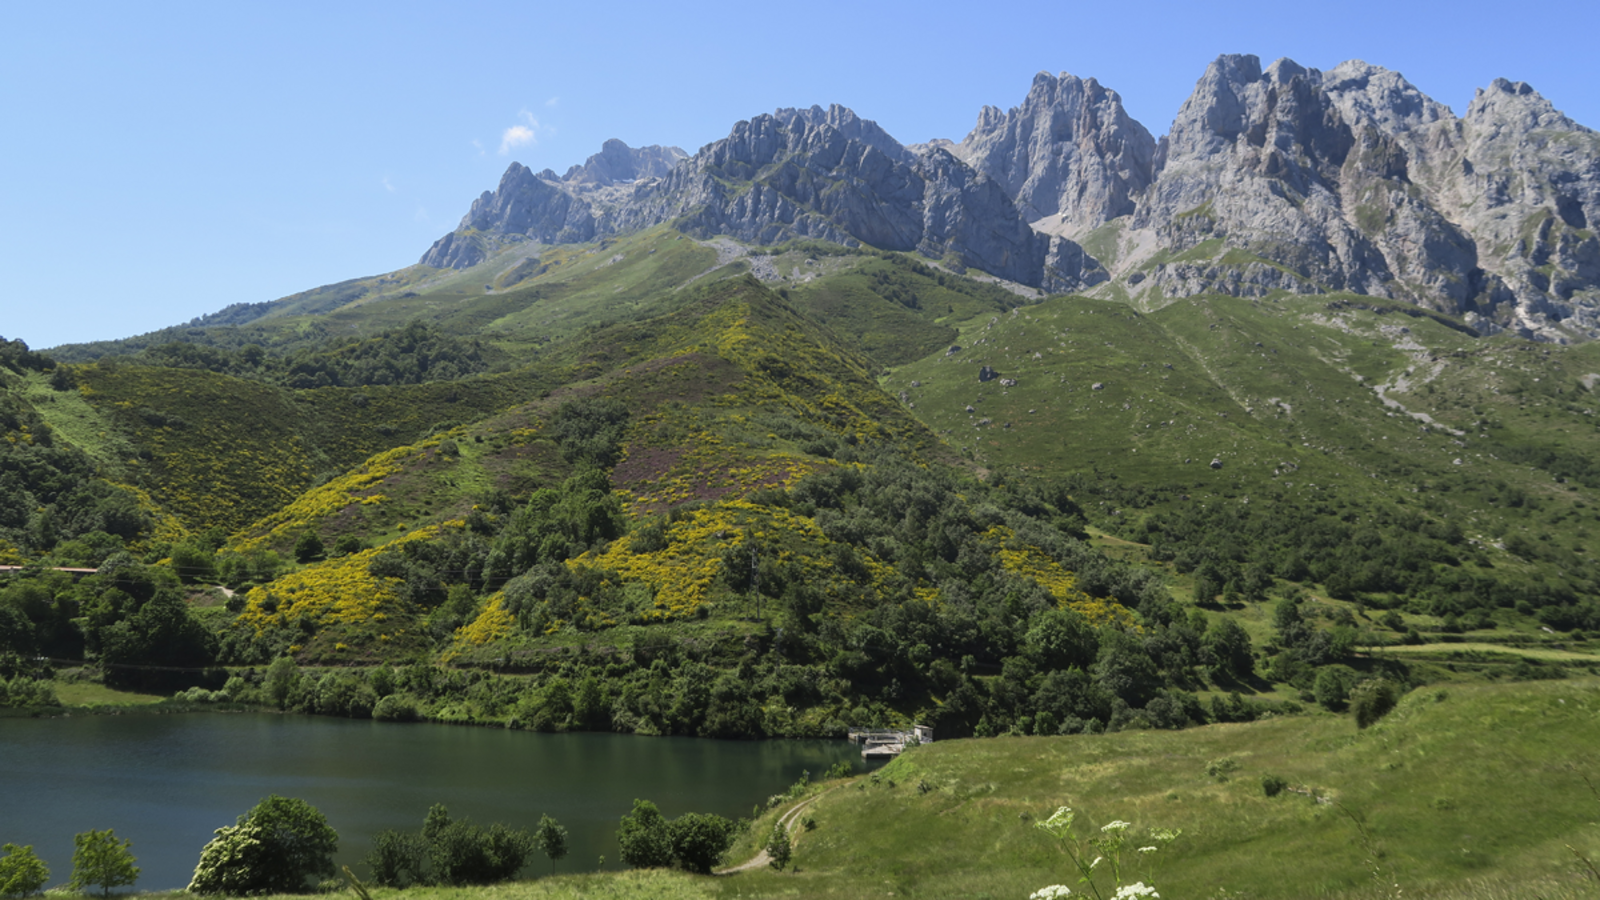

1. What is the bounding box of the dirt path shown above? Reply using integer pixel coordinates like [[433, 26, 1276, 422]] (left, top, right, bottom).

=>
[[718, 786, 837, 874]]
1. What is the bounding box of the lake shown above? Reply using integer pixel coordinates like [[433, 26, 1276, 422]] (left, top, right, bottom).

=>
[[0, 711, 869, 890]]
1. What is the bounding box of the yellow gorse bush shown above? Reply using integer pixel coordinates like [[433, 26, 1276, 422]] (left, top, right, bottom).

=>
[[987, 525, 1137, 628], [237, 527, 443, 636]]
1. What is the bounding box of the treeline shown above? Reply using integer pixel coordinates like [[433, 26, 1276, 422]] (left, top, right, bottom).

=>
[[0, 554, 213, 686], [1070, 472, 1599, 628], [113, 321, 497, 389]]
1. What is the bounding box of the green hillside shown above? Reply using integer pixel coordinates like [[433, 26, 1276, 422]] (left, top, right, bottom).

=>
[[5, 227, 1600, 747]]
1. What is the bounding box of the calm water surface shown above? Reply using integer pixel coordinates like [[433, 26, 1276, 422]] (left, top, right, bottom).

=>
[[0, 712, 867, 889]]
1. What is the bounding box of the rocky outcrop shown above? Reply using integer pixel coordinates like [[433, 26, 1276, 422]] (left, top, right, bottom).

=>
[[954, 72, 1157, 234], [1118, 54, 1600, 339], [424, 108, 1098, 289], [562, 139, 687, 186], [1427, 78, 1600, 336]]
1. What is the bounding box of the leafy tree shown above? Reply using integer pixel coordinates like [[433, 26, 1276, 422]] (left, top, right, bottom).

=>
[[364, 805, 534, 888], [534, 815, 568, 876], [0, 843, 49, 898], [363, 831, 428, 888], [68, 830, 139, 897], [1350, 678, 1400, 729], [265, 657, 298, 709], [293, 531, 324, 564], [667, 812, 737, 875], [616, 800, 673, 869], [1312, 665, 1358, 711], [1024, 608, 1097, 671], [1202, 619, 1254, 679], [188, 795, 337, 895], [765, 823, 792, 872], [549, 398, 630, 468], [1093, 628, 1160, 708]]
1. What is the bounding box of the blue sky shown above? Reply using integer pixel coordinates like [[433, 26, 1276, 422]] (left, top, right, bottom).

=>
[[4, 0, 1596, 349]]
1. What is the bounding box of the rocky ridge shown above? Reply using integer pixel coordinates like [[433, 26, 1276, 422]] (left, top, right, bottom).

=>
[[421, 58, 1600, 340]]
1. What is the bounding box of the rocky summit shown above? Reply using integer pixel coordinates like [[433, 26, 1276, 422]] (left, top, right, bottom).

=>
[[420, 54, 1600, 341]]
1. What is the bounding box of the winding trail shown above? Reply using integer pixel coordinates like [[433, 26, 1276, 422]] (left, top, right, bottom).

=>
[[718, 786, 838, 874]]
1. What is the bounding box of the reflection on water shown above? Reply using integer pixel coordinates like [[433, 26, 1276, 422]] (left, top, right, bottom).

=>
[[0, 712, 866, 889]]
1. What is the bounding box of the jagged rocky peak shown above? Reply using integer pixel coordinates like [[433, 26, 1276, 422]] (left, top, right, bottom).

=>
[[562, 139, 687, 186], [419, 162, 597, 268], [1446, 77, 1600, 337], [1131, 53, 1492, 314], [772, 104, 912, 162], [1320, 60, 1453, 139], [1466, 78, 1592, 136], [955, 71, 1156, 234]]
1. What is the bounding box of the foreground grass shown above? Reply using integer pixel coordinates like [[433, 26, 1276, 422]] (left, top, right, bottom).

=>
[[743, 678, 1600, 900]]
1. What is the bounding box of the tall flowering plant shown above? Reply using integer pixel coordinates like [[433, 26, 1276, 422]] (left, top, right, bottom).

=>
[[1030, 807, 1180, 900]]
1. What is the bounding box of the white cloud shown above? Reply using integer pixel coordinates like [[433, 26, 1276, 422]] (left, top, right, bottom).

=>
[[499, 110, 541, 155], [382, 176, 396, 193], [545, 96, 560, 108], [499, 124, 537, 154]]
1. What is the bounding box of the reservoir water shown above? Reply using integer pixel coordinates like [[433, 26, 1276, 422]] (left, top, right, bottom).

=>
[[0, 712, 867, 890]]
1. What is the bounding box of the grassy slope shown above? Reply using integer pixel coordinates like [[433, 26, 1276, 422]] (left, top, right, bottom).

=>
[[888, 291, 1600, 573]]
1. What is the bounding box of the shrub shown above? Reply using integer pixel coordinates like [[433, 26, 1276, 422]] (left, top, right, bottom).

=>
[[617, 800, 673, 869], [372, 693, 420, 722], [294, 531, 325, 564], [364, 830, 428, 888], [68, 830, 139, 897], [0, 844, 49, 898], [187, 795, 337, 895], [765, 823, 792, 872], [1261, 774, 1288, 798], [668, 812, 737, 875], [362, 805, 535, 888], [1350, 678, 1401, 729]]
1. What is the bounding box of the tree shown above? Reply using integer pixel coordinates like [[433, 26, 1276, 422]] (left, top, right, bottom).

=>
[[293, 531, 324, 564], [765, 823, 792, 872], [0, 844, 49, 898], [1202, 619, 1254, 680], [616, 800, 672, 869], [667, 813, 736, 875], [1350, 678, 1400, 729], [264, 656, 297, 709], [69, 830, 139, 897], [188, 795, 337, 895], [534, 815, 568, 876]]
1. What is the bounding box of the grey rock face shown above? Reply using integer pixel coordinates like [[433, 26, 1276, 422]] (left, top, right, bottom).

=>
[[422, 107, 1095, 288], [1426, 78, 1600, 337], [562, 139, 687, 186], [955, 72, 1157, 233], [1116, 54, 1600, 339], [416, 59, 1600, 339]]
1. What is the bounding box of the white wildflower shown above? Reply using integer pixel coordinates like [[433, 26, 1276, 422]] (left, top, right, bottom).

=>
[[1090, 856, 1104, 870], [1030, 886, 1073, 900], [1114, 883, 1160, 899], [1042, 807, 1075, 829], [1101, 820, 1131, 834], [1137, 846, 1158, 853]]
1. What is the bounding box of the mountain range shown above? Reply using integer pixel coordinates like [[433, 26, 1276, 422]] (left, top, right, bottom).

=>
[[418, 54, 1600, 342]]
